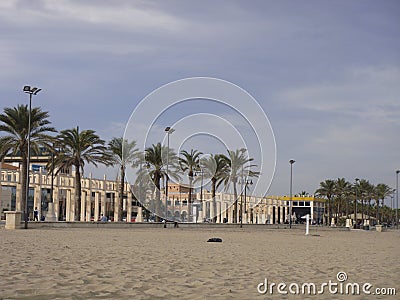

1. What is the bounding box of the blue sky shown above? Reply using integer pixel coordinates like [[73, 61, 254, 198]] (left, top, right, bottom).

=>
[[1, 0, 399, 199]]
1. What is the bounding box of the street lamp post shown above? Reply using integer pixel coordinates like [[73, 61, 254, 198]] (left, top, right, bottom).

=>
[[23, 85, 41, 229], [289, 159, 295, 229], [164, 127, 174, 228], [354, 178, 359, 229], [396, 170, 399, 230]]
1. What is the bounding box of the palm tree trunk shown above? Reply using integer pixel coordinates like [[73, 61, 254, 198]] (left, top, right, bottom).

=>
[[188, 176, 193, 222], [233, 180, 238, 223], [212, 178, 217, 223], [154, 173, 161, 222], [75, 165, 82, 221], [119, 165, 124, 222], [336, 199, 340, 225], [368, 199, 371, 224], [327, 197, 331, 226]]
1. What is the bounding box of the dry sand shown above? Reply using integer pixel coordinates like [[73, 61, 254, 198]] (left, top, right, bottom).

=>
[[0, 226, 399, 299]]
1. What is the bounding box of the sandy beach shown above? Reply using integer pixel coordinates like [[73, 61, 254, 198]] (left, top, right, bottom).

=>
[[0, 226, 399, 299]]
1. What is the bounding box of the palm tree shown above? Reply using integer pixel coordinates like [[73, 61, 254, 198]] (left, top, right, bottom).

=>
[[221, 148, 258, 223], [334, 178, 351, 224], [296, 191, 310, 197], [53, 127, 110, 221], [375, 183, 393, 224], [145, 142, 177, 221], [108, 137, 139, 221], [199, 154, 229, 222], [357, 179, 372, 226], [179, 149, 202, 222], [132, 153, 153, 220], [315, 179, 335, 225], [0, 105, 55, 228]]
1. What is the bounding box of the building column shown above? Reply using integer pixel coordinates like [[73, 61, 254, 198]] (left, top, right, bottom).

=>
[[127, 191, 132, 222], [81, 190, 86, 221], [210, 199, 215, 222], [16, 183, 22, 211], [216, 201, 221, 223], [66, 189, 74, 221], [228, 204, 233, 223], [114, 192, 120, 222], [94, 192, 100, 221], [85, 191, 92, 221], [202, 200, 207, 220], [100, 191, 106, 218], [33, 184, 41, 218], [310, 201, 314, 221], [136, 206, 143, 222]]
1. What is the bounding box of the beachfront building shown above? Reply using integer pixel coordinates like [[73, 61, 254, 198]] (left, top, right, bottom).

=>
[[1, 161, 325, 224]]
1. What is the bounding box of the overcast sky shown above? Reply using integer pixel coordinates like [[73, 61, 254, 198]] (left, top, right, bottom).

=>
[[1, 0, 399, 199]]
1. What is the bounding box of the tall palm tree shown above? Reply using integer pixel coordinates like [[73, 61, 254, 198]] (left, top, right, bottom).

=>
[[0, 105, 55, 228], [199, 154, 229, 222], [375, 183, 393, 225], [145, 142, 177, 221], [108, 137, 139, 221], [315, 179, 335, 225], [334, 178, 351, 223], [53, 127, 110, 221], [221, 148, 258, 223], [358, 179, 372, 225], [179, 149, 202, 222]]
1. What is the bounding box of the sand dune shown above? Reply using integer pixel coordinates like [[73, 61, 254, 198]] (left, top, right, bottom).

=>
[[0, 227, 399, 299]]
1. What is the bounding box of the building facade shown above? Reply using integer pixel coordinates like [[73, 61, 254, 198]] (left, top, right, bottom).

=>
[[1, 163, 325, 224]]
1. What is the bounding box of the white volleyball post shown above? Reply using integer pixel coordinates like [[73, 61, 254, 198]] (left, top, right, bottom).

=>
[[301, 214, 310, 235]]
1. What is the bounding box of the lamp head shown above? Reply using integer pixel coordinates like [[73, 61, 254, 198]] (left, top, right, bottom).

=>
[[289, 159, 295, 164]]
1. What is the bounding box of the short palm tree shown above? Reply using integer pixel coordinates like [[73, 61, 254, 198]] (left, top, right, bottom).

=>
[[0, 105, 55, 228], [54, 127, 110, 221], [179, 149, 202, 222], [221, 148, 258, 223], [145, 142, 178, 221], [108, 137, 139, 221], [315, 179, 335, 225], [199, 154, 229, 222]]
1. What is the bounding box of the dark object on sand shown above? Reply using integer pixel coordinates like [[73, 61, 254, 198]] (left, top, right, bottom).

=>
[[207, 237, 223, 243]]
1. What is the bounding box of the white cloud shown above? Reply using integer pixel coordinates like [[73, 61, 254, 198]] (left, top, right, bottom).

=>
[[277, 66, 400, 124]]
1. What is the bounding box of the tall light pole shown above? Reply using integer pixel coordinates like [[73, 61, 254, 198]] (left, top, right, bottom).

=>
[[396, 170, 399, 230], [354, 178, 359, 228], [289, 159, 295, 229], [391, 190, 395, 226], [164, 127, 174, 228], [23, 85, 41, 229]]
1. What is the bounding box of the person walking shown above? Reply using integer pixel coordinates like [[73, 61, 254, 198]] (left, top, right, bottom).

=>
[[33, 207, 39, 221]]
